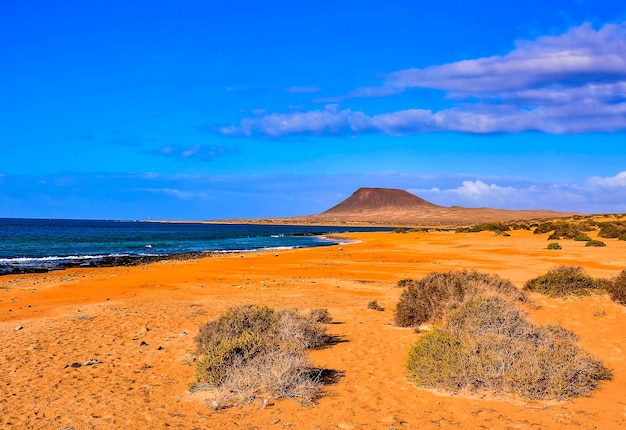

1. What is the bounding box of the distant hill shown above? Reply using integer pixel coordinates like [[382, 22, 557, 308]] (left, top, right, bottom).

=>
[[322, 187, 439, 214], [214, 187, 580, 226], [295, 187, 579, 225]]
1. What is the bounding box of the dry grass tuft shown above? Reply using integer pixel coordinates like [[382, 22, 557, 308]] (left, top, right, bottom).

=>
[[192, 304, 332, 407]]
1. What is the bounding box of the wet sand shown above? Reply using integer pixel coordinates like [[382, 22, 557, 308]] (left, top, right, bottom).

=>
[[1, 230, 625, 429]]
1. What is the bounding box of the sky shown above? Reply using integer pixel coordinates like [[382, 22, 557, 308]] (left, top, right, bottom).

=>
[[1, 1, 626, 220]]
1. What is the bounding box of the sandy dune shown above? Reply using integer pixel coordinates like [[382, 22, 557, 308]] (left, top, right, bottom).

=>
[[1, 229, 625, 429]]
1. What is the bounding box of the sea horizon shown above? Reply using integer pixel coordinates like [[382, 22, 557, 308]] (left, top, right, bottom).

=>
[[0, 218, 391, 274]]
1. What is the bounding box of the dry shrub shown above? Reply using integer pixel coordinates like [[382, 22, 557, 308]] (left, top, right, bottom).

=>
[[308, 308, 333, 323], [367, 300, 384, 311], [546, 242, 562, 250], [192, 304, 331, 407], [573, 234, 592, 242], [406, 296, 612, 400], [607, 269, 626, 305], [394, 270, 528, 327], [524, 265, 607, 297]]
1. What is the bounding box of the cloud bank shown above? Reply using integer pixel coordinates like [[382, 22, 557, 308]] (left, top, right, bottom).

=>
[[222, 22, 626, 136]]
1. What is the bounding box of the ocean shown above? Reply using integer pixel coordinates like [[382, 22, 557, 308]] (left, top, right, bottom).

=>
[[0, 218, 391, 273]]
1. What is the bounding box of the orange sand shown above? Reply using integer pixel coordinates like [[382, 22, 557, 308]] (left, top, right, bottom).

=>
[[1, 230, 625, 429]]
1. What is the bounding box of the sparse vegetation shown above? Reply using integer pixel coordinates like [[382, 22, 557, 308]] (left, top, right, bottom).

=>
[[394, 270, 528, 328], [367, 300, 384, 311], [524, 265, 607, 297], [406, 295, 611, 400], [547, 242, 562, 250], [585, 239, 606, 247], [532, 221, 594, 240], [597, 222, 626, 239], [456, 222, 510, 233], [607, 269, 626, 306], [192, 304, 333, 408]]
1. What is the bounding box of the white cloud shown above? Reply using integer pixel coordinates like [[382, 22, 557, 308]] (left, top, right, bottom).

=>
[[156, 144, 225, 160], [220, 105, 353, 137], [221, 21, 626, 137], [589, 171, 626, 187], [386, 22, 626, 95], [282, 86, 322, 94], [135, 187, 210, 200], [408, 173, 626, 213]]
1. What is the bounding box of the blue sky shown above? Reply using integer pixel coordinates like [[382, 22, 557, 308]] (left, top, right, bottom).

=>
[[1, 1, 626, 219]]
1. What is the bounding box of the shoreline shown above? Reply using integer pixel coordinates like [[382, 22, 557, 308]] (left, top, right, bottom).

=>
[[1, 220, 384, 276], [0, 234, 357, 277]]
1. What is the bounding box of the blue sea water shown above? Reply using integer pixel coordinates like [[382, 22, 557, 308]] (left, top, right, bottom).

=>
[[0, 218, 391, 272]]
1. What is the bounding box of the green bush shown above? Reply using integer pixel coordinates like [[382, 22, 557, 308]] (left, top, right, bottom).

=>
[[607, 269, 626, 306], [394, 270, 528, 328], [573, 234, 592, 241], [192, 305, 332, 407], [406, 296, 611, 400], [585, 239, 606, 247], [547, 242, 562, 250], [524, 265, 607, 297]]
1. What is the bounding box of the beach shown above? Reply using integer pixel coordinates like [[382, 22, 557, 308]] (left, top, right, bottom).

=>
[[1, 229, 625, 429]]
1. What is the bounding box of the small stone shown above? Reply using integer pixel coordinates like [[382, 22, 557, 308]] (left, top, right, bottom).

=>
[[140, 341, 148, 346], [14, 325, 23, 331], [71, 362, 82, 368]]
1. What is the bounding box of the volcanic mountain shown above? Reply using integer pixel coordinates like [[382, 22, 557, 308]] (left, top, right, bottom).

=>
[[322, 187, 439, 214], [292, 187, 577, 225], [228, 187, 578, 226]]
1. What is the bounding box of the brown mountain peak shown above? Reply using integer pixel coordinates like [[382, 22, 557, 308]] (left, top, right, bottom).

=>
[[322, 187, 438, 214]]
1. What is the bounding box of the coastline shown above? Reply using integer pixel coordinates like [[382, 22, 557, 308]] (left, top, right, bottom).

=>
[[0, 220, 383, 276], [1, 230, 625, 429]]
